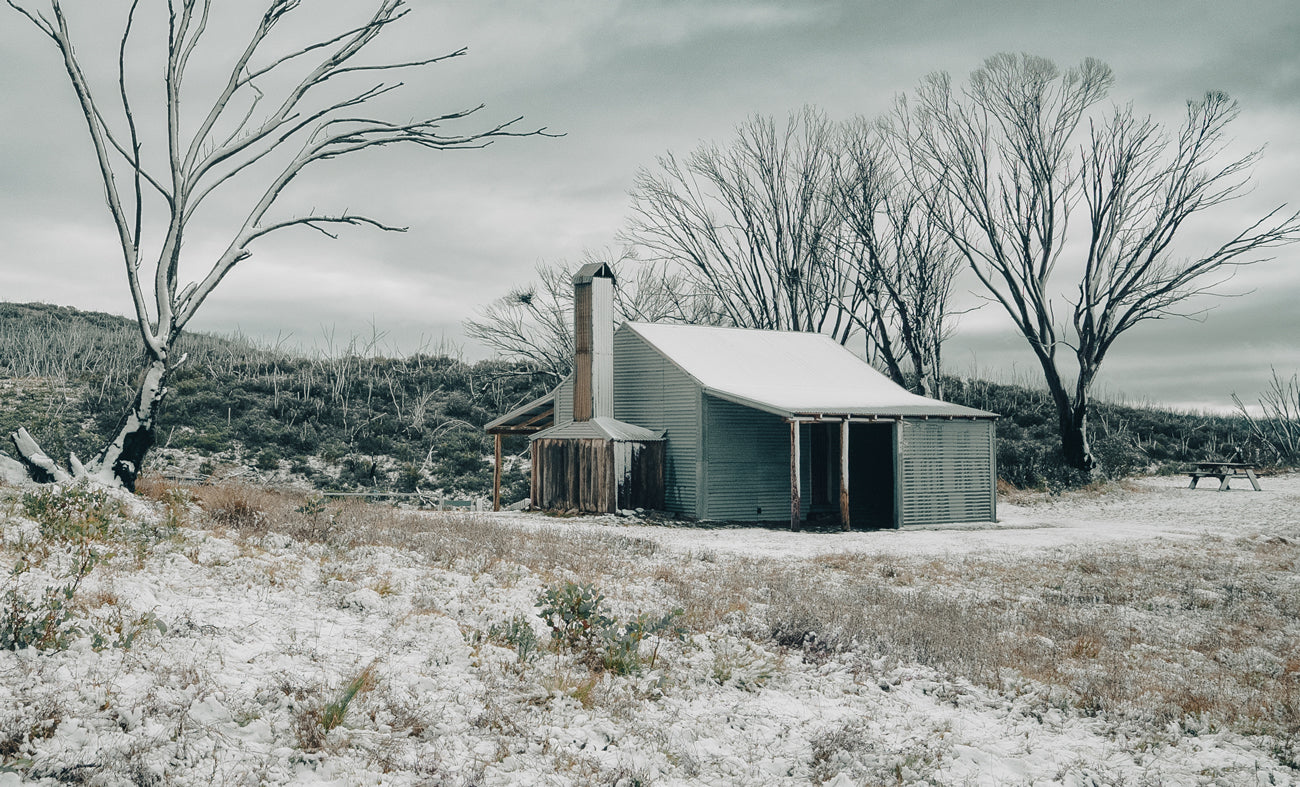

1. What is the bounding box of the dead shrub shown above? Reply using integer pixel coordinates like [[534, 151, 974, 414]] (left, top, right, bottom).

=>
[[1066, 634, 1103, 660], [189, 482, 284, 532]]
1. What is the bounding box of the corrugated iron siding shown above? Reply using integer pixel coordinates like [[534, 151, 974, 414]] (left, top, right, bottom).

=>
[[898, 419, 996, 526], [554, 376, 573, 427], [613, 329, 700, 515], [702, 395, 791, 521]]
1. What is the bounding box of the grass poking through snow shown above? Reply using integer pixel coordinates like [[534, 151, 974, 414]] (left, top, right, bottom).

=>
[[0, 475, 1296, 783]]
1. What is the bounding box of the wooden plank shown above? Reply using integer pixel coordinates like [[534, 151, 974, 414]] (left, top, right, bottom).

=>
[[839, 419, 850, 532], [790, 419, 801, 532], [530, 441, 539, 508], [493, 433, 502, 512]]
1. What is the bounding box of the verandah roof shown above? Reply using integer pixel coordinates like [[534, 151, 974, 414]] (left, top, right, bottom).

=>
[[484, 389, 556, 435]]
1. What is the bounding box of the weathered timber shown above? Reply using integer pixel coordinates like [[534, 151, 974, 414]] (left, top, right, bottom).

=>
[[790, 419, 801, 531], [839, 419, 850, 531], [492, 433, 502, 512], [573, 287, 593, 422], [532, 437, 664, 514]]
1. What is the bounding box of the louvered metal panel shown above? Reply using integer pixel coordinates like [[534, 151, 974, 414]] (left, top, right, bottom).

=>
[[898, 420, 996, 526], [613, 328, 701, 516]]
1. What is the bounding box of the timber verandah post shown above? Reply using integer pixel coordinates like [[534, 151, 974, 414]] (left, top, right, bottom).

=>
[[789, 419, 801, 532], [839, 418, 851, 532], [790, 416, 851, 532], [492, 433, 502, 512]]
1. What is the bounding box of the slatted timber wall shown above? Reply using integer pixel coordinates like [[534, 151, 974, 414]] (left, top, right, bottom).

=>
[[532, 438, 615, 513]]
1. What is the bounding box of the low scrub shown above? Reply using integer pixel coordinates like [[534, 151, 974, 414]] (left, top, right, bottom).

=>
[[537, 581, 685, 675], [1, 475, 1296, 781], [2, 484, 166, 653]]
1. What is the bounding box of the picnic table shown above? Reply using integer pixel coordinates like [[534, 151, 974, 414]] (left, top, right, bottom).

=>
[[1187, 461, 1262, 491]]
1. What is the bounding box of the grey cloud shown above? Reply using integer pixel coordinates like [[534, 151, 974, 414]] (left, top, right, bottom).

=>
[[2, 0, 1297, 411]]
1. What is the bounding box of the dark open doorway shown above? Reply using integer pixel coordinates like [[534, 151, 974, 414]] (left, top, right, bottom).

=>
[[806, 421, 896, 529], [849, 422, 895, 529]]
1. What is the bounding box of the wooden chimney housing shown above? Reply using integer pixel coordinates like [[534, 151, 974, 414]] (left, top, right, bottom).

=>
[[526, 263, 666, 513]]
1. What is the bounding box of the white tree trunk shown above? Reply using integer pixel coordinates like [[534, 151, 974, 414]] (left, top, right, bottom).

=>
[[8, 357, 168, 490], [88, 358, 168, 489]]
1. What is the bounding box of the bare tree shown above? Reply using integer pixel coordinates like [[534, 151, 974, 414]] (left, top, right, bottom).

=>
[[1233, 369, 1300, 463], [465, 251, 723, 387], [5, 0, 545, 488], [900, 53, 1300, 474], [624, 108, 861, 344], [466, 262, 576, 388], [836, 117, 963, 397]]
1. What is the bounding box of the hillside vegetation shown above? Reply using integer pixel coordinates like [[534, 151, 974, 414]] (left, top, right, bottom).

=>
[[0, 301, 1292, 499], [0, 303, 546, 501]]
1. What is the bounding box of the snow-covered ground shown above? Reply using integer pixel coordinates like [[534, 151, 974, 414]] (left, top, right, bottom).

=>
[[486, 473, 1300, 560], [1, 475, 1297, 785]]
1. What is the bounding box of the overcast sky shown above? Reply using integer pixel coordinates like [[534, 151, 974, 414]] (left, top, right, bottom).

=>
[[2, 0, 1297, 412]]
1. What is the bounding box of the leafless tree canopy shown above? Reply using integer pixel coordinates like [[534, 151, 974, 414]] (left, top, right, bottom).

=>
[[1234, 369, 1300, 463], [620, 107, 967, 393], [836, 117, 963, 398], [899, 53, 1300, 473], [6, 0, 546, 487], [623, 108, 861, 344], [465, 252, 724, 387]]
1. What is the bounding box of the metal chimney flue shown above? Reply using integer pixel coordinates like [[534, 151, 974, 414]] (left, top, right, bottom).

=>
[[572, 262, 615, 422]]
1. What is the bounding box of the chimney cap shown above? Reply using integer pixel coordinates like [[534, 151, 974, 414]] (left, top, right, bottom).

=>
[[572, 261, 616, 286]]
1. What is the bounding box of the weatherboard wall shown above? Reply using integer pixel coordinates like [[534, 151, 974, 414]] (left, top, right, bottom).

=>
[[612, 327, 701, 515]]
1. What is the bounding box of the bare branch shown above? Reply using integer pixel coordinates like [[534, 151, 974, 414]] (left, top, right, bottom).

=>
[[899, 53, 1298, 474], [247, 214, 408, 242], [5, 1, 55, 36], [10, 0, 546, 487]]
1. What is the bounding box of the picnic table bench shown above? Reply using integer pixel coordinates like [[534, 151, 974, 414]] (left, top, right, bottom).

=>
[[1187, 461, 1262, 491]]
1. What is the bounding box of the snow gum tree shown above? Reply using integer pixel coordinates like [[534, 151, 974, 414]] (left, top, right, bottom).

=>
[[5, 0, 546, 489], [898, 53, 1300, 476]]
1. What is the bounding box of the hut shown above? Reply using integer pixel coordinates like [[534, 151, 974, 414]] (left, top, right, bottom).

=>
[[486, 267, 998, 528]]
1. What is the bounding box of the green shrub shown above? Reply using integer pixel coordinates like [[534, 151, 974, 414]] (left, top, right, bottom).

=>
[[538, 582, 613, 655], [254, 448, 281, 471], [602, 609, 687, 675], [395, 463, 424, 493], [537, 582, 685, 675], [488, 615, 540, 664], [21, 485, 123, 543], [1, 549, 99, 651]]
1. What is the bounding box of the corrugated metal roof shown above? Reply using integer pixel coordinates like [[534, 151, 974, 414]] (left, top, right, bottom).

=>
[[624, 322, 996, 419], [484, 389, 556, 434], [573, 261, 615, 285], [531, 416, 665, 442]]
